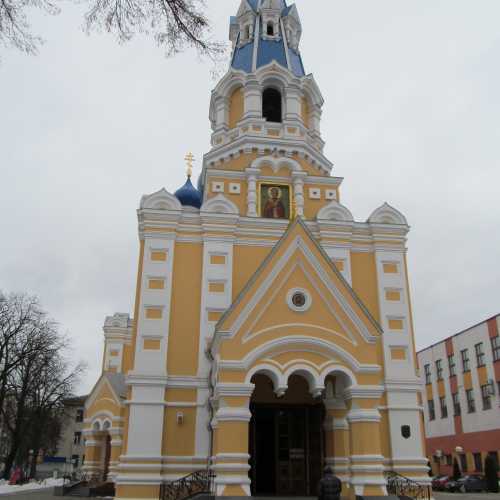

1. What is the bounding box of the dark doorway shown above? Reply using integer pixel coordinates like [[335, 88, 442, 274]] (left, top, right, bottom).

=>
[[103, 434, 111, 481], [249, 374, 324, 496], [263, 88, 282, 123]]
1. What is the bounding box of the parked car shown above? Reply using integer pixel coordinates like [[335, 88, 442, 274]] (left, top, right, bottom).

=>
[[432, 475, 451, 491], [445, 475, 486, 492]]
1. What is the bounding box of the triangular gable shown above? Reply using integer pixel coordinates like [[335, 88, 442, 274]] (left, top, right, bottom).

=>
[[85, 372, 125, 412], [215, 218, 382, 344]]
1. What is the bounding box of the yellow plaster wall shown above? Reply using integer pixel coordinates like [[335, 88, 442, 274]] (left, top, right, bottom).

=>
[[220, 225, 383, 367], [229, 87, 244, 129], [115, 484, 159, 499], [206, 175, 248, 214], [303, 184, 331, 219], [301, 97, 310, 128], [167, 243, 203, 375], [163, 407, 196, 456], [233, 245, 272, 299], [350, 252, 381, 323], [166, 388, 197, 403], [222, 270, 380, 364], [124, 240, 145, 373]]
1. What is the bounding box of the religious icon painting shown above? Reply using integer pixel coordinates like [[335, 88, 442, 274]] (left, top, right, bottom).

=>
[[260, 184, 291, 220]]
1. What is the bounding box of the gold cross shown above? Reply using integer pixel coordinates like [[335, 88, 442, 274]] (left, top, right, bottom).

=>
[[184, 152, 195, 178]]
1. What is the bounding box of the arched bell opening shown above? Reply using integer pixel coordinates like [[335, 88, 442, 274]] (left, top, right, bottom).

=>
[[262, 87, 283, 123], [249, 373, 325, 496]]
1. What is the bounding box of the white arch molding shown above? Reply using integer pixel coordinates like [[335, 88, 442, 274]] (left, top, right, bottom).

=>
[[246, 155, 306, 217], [367, 202, 408, 226], [200, 194, 239, 215], [140, 188, 182, 211]]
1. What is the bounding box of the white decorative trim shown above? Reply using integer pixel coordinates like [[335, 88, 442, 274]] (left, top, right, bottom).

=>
[[215, 407, 252, 422], [140, 188, 182, 211], [309, 187, 321, 199], [201, 193, 238, 215], [317, 200, 354, 222], [347, 408, 381, 423], [211, 181, 225, 193], [368, 202, 408, 226]]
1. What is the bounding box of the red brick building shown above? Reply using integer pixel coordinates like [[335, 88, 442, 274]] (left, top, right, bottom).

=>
[[417, 314, 500, 475]]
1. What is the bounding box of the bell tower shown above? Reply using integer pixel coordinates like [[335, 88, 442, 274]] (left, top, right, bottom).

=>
[[205, 0, 329, 207]]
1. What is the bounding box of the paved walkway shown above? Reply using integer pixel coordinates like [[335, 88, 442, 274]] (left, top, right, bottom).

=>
[[435, 493, 500, 500], [0, 487, 56, 499]]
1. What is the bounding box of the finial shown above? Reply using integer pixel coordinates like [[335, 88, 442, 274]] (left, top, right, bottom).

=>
[[184, 152, 195, 178]]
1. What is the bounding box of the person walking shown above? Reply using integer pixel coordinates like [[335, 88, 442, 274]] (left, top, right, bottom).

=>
[[318, 466, 342, 500]]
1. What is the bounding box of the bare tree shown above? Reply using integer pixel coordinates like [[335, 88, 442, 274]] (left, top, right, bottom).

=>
[[0, 0, 59, 54], [0, 0, 225, 60], [84, 0, 225, 59], [0, 292, 85, 479]]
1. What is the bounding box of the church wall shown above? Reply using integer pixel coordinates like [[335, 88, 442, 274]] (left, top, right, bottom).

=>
[[350, 251, 381, 323], [229, 87, 244, 129], [167, 242, 203, 376], [301, 97, 310, 128], [125, 240, 145, 374], [232, 245, 272, 299]]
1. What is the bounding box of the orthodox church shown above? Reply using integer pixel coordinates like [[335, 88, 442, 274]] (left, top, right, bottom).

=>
[[83, 1, 429, 499]]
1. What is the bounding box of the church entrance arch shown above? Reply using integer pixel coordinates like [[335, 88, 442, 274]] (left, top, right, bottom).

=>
[[249, 374, 324, 496]]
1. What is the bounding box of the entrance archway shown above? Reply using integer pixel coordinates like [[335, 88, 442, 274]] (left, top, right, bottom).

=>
[[249, 374, 325, 496]]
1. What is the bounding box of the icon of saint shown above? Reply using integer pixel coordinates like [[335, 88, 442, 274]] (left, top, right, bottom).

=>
[[263, 186, 286, 219]]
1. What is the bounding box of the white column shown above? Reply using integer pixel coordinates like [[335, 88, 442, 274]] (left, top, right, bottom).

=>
[[285, 84, 302, 122], [215, 96, 230, 132], [243, 79, 262, 120], [292, 171, 306, 217], [246, 167, 259, 217]]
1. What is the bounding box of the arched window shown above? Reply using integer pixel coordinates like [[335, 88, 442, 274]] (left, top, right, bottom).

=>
[[267, 22, 274, 36], [262, 88, 282, 123]]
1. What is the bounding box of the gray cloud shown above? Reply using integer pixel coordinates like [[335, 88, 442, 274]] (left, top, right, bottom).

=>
[[1, 1, 499, 391]]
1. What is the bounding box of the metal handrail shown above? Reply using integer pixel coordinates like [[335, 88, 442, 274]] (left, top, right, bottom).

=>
[[386, 471, 431, 500], [160, 469, 215, 500]]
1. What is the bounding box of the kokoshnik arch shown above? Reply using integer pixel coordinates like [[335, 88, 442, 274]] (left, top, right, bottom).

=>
[[83, 1, 429, 499]]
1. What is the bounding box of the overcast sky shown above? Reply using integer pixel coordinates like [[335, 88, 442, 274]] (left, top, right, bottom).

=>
[[1, 1, 499, 393]]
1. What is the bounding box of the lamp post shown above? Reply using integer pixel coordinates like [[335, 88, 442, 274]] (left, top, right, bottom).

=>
[[28, 449, 34, 480]]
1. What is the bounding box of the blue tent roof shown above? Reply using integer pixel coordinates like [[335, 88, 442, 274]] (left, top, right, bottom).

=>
[[230, 10, 305, 77]]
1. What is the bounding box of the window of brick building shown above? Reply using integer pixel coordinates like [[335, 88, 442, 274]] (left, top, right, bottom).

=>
[[424, 364, 431, 385], [473, 452, 483, 471], [460, 454, 468, 472], [491, 336, 500, 362], [73, 432, 82, 445], [481, 384, 492, 410], [436, 359, 443, 380], [475, 342, 485, 367], [440, 396, 448, 418], [428, 399, 435, 420], [445, 454, 452, 466], [452, 392, 461, 416], [466, 389, 475, 413], [76, 409, 84, 423], [461, 349, 470, 372], [448, 354, 456, 377], [488, 451, 499, 467]]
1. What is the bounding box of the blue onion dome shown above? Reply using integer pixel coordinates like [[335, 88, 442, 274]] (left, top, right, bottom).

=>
[[174, 176, 202, 209]]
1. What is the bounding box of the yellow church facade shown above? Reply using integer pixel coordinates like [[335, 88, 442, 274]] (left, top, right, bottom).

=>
[[83, 2, 429, 499]]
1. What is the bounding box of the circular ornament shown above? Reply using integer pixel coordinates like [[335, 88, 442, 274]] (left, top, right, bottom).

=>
[[287, 288, 311, 312]]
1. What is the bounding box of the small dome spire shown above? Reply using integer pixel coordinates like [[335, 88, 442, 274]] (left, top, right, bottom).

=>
[[174, 176, 202, 209]]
